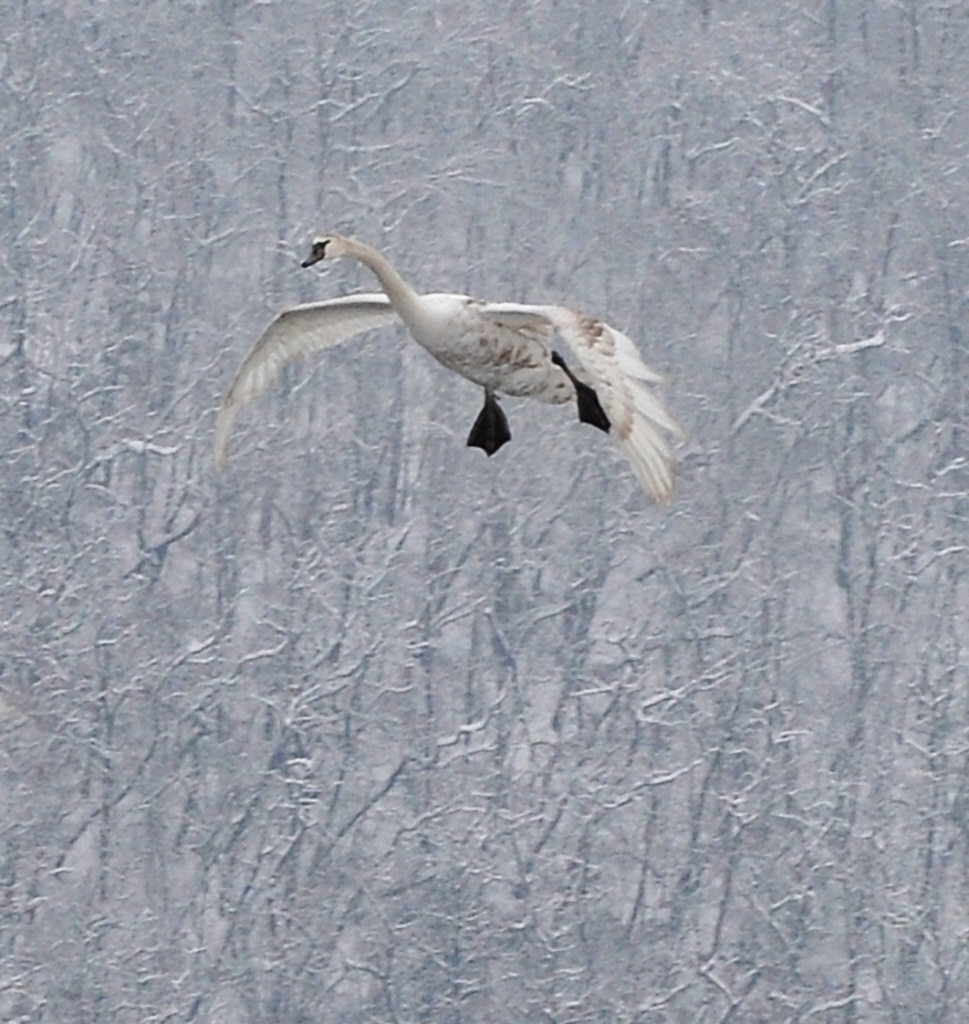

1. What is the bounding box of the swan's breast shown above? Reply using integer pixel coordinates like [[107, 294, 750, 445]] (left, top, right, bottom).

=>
[[408, 295, 571, 401]]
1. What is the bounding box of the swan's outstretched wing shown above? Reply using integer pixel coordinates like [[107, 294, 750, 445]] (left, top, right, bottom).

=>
[[214, 294, 398, 468], [481, 303, 682, 502]]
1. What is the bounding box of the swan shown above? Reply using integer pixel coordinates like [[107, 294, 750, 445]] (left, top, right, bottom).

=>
[[214, 234, 682, 502]]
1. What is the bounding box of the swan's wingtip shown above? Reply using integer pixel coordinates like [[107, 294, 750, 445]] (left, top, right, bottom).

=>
[[213, 404, 237, 472], [641, 475, 675, 505]]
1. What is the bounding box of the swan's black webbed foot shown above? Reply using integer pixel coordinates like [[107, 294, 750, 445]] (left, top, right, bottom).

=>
[[551, 351, 611, 433], [467, 390, 511, 456]]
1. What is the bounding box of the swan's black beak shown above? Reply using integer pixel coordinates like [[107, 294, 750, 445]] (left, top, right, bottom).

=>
[[301, 239, 329, 268]]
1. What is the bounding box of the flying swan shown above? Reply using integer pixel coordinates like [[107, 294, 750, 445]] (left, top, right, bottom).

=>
[[214, 234, 682, 502]]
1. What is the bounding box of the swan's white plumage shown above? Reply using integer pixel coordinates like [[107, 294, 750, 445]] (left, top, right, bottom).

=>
[[215, 234, 682, 502], [214, 294, 396, 469]]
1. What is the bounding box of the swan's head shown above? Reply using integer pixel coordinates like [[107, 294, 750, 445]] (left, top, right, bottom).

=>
[[301, 234, 352, 268]]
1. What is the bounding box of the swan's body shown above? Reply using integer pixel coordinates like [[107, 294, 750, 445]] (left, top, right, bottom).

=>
[[215, 234, 682, 502]]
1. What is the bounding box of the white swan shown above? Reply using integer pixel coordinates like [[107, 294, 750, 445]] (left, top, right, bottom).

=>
[[214, 234, 682, 502]]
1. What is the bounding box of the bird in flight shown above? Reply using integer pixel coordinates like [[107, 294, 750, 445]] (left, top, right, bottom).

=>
[[215, 234, 682, 502]]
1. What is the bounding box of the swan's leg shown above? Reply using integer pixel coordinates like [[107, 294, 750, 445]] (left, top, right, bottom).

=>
[[550, 352, 611, 433], [467, 389, 511, 456]]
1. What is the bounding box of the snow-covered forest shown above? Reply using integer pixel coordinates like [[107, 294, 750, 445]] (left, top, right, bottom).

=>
[[2, 2, 968, 1021]]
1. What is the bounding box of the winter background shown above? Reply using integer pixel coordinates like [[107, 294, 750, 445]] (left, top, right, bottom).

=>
[[2, 2, 969, 1022]]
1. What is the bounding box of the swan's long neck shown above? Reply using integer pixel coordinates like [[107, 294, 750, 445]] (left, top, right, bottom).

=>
[[346, 238, 422, 322]]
